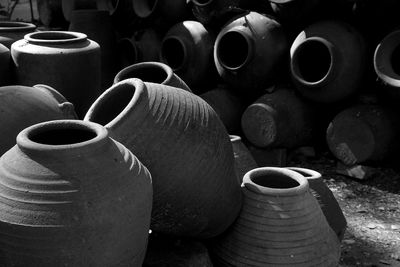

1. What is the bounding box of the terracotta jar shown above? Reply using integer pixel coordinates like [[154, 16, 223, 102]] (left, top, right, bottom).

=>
[[0, 120, 153, 266], [230, 135, 257, 184], [285, 167, 347, 241], [0, 21, 36, 48], [114, 61, 191, 92], [0, 44, 10, 86], [212, 167, 341, 266], [84, 78, 241, 238], [290, 20, 367, 103], [326, 105, 397, 165], [241, 87, 315, 148], [0, 84, 77, 156], [11, 31, 101, 118], [214, 11, 288, 93], [69, 9, 118, 90], [160, 20, 217, 89]]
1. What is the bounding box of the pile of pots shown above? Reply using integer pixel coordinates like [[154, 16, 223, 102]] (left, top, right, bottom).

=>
[[7, 0, 400, 265]]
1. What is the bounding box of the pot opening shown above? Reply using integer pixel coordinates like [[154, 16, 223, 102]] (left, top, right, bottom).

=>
[[118, 39, 138, 68], [217, 31, 249, 70], [391, 45, 400, 76], [133, 0, 158, 18], [118, 64, 168, 83], [293, 39, 331, 83], [29, 128, 97, 145], [161, 37, 186, 71], [251, 173, 300, 189], [30, 32, 78, 40], [89, 83, 134, 125]]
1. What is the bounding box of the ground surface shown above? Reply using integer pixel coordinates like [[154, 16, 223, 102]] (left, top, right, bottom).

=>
[[289, 152, 400, 267]]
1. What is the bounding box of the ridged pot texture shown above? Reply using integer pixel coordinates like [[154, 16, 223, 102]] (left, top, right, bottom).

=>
[[0, 120, 153, 266], [85, 78, 242, 238]]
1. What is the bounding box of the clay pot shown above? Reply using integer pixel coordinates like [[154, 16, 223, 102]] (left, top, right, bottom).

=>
[[0, 44, 10, 86], [212, 167, 341, 266], [161, 20, 217, 89], [326, 105, 397, 165], [200, 88, 244, 133], [11, 31, 101, 119], [285, 167, 347, 241], [241, 87, 315, 148], [0, 119, 152, 266], [37, 0, 67, 28], [290, 20, 367, 103], [374, 30, 400, 99], [0, 21, 36, 49], [230, 135, 258, 184], [69, 9, 118, 90], [84, 78, 241, 238], [114, 61, 191, 92], [118, 28, 161, 68], [0, 84, 77, 156], [214, 11, 288, 93]]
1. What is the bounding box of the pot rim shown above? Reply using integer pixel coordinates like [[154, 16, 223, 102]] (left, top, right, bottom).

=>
[[242, 167, 308, 196], [285, 167, 322, 180], [0, 21, 36, 32], [24, 31, 87, 44], [17, 120, 108, 152], [191, 0, 214, 7], [114, 61, 172, 84]]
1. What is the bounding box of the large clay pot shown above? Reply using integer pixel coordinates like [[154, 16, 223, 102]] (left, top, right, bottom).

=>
[[200, 88, 244, 133], [214, 11, 288, 93], [84, 78, 241, 238], [0, 21, 36, 49], [161, 20, 217, 89], [118, 28, 161, 68], [0, 84, 77, 156], [326, 105, 397, 165], [290, 20, 367, 103], [285, 167, 347, 241], [0, 119, 153, 266], [0, 44, 10, 86], [212, 167, 341, 266], [241, 87, 315, 148], [114, 61, 191, 92], [37, 0, 67, 28], [374, 30, 400, 99], [11, 31, 101, 119], [69, 9, 118, 90], [230, 135, 257, 184]]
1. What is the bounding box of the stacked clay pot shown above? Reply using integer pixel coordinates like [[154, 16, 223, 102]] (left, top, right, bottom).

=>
[[11, 31, 101, 118], [212, 167, 341, 266], [0, 120, 153, 266], [84, 78, 242, 238]]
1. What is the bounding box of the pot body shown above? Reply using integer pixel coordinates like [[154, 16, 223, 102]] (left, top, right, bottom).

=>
[[114, 61, 191, 92], [269, 0, 322, 26], [84, 78, 241, 238], [0, 84, 77, 156], [0, 22, 36, 49], [161, 20, 217, 89], [241, 87, 315, 148], [212, 167, 341, 266], [286, 167, 347, 241], [0, 120, 153, 266], [11, 31, 101, 119], [290, 20, 367, 103], [326, 104, 397, 165], [230, 135, 257, 184]]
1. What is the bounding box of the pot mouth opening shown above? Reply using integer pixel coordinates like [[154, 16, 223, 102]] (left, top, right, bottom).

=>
[[133, 0, 158, 18], [192, 0, 213, 6], [391, 45, 400, 76], [0, 21, 36, 32], [217, 30, 250, 70], [118, 39, 139, 69], [87, 82, 135, 126], [252, 173, 300, 189], [161, 37, 186, 72], [115, 62, 170, 84], [25, 31, 87, 44], [291, 38, 333, 85]]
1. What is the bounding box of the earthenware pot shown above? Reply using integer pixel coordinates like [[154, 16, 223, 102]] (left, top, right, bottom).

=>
[[0, 21, 36, 48]]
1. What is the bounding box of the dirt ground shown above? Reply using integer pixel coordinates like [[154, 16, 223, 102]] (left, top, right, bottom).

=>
[[289, 152, 400, 267]]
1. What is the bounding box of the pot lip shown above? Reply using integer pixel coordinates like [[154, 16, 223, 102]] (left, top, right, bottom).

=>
[[160, 35, 188, 72], [17, 120, 108, 152], [191, 0, 214, 7], [285, 167, 322, 180], [290, 36, 336, 88], [374, 30, 400, 88], [0, 21, 36, 32], [242, 167, 308, 196], [84, 78, 145, 129], [114, 61, 172, 84], [24, 31, 87, 44], [132, 0, 158, 18], [229, 135, 242, 142]]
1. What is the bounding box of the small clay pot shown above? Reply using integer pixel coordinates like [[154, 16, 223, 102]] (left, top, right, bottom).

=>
[[0, 21, 36, 48]]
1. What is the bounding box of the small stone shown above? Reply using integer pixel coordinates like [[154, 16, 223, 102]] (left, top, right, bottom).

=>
[[343, 239, 356, 245], [378, 206, 385, 211], [367, 223, 377, 229], [391, 225, 400, 230], [379, 259, 391, 265]]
